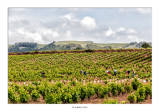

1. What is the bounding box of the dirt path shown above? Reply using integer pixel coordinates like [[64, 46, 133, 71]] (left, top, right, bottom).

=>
[[8, 49, 151, 55], [75, 93, 152, 104], [8, 77, 151, 86], [25, 93, 152, 104]]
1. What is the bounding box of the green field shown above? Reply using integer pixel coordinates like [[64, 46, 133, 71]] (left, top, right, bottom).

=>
[[54, 41, 128, 48], [37, 44, 46, 49], [8, 49, 152, 104]]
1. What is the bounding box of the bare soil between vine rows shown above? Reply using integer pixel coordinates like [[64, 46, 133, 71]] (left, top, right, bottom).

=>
[[22, 93, 151, 104], [76, 93, 152, 104]]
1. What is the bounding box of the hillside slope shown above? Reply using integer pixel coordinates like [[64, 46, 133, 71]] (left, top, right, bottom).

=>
[[39, 41, 111, 51], [8, 41, 152, 53]]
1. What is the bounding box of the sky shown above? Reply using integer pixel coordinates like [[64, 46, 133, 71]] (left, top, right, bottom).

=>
[[8, 8, 152, 44]]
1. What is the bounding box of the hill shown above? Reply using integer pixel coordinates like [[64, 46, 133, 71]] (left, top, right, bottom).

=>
[[8, 41, 152, 53], [38, 41, 112, 51], [8, 42, 38, 53], [123, 42, 152, 49]]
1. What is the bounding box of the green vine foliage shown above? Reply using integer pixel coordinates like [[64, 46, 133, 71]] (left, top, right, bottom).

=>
[[131, 78, 141, 90], [103, 98, 118, 104], [8, 87, 20, 103], [19, 88, 30, 103], [127, 93, 137, 103], [8, 50, 152, 82], [135, 86, 146, 102], [8, 50, 152, 104], [31, 90, 40, 101], [8, 79, 152, 104]]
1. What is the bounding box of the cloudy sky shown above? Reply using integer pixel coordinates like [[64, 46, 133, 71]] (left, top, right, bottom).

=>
[[8, 8, 152, 44]]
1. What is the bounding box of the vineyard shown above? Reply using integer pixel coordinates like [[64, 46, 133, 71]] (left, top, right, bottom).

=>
[[8, 49, 152, 104]]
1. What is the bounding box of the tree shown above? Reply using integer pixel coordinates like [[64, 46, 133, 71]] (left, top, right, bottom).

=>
[[141, 43, 151, 48], [109, 46, 112, 49], [75, 47, 82, 50]]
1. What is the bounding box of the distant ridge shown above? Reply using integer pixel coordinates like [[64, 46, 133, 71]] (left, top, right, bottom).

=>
[[8, 41, 151, 53]]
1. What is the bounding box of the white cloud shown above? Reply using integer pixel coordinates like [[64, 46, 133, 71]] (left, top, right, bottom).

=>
[[17, 29, 43, 43], [16, 27, 25, 34], [127, 35, 139, 42], [65, 30, 72, 40], [9, 28, 44, 44], [126, 29, 136, 34], [119, 8, 152, 14], [127, 35, 137, 39], [61, 23, 67, 28], [29, 33, 42, 43], [95, 33, 100, 37], [106, 27, 136, 38], [117, 27, 126, 32], [9, 27, 61, 44], [61, 13, 79, 22], [105, 27, 115, 37], [8, 8, 152, 44], [117, 27, 137, 34], [81, 16, 97, 30], [104, 27, 141, 43], [136, 8, 152, 14], [63, 13, 74, 21], [43, 29, 59, 37]]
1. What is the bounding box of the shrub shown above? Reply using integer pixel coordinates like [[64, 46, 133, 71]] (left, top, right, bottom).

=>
[[144, 85, 152, 99], [127, 93, 136, 103], [135, 87, 146, 102], [71, 88, 80, 102], [124, 84, 132, 93], [109, 83, 118, 96], [8, 87, 20, 103], [94, 84, 102, 97], [146, 78, 149, 82], [100, 91, 105, 98], [31, 90, 40, 101], [103, 86, 110, 94], [14, 84, 21, 93], [100, 86, 109, 98], [50, 85, 59, 93], [141, 43, 151, 48], [117, 84, 125, 95], [62, 92, 73, 103], [85, 49, 94, 52], [19, 89, 30, 103], [150, 79, 152, 82], [32, 81, 39, 86], [104, 80, 108, 84], [103, 98, 118, 104], [38, 84, 46, 99], [86, 87, 95, 99], [121, 100, 125, 104], [69, 80, 77, 86], [45, 93, 57, 104], [55, 82, 64, 88], [26, 84, 35, 94], [131, 78, 141, 90], [80, 86, 87, 100]]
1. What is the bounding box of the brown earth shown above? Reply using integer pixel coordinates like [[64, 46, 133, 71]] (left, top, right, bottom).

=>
[[23, 93, 152, 104], [8, 49, 151, 55], [76, 93, 152, 104]]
